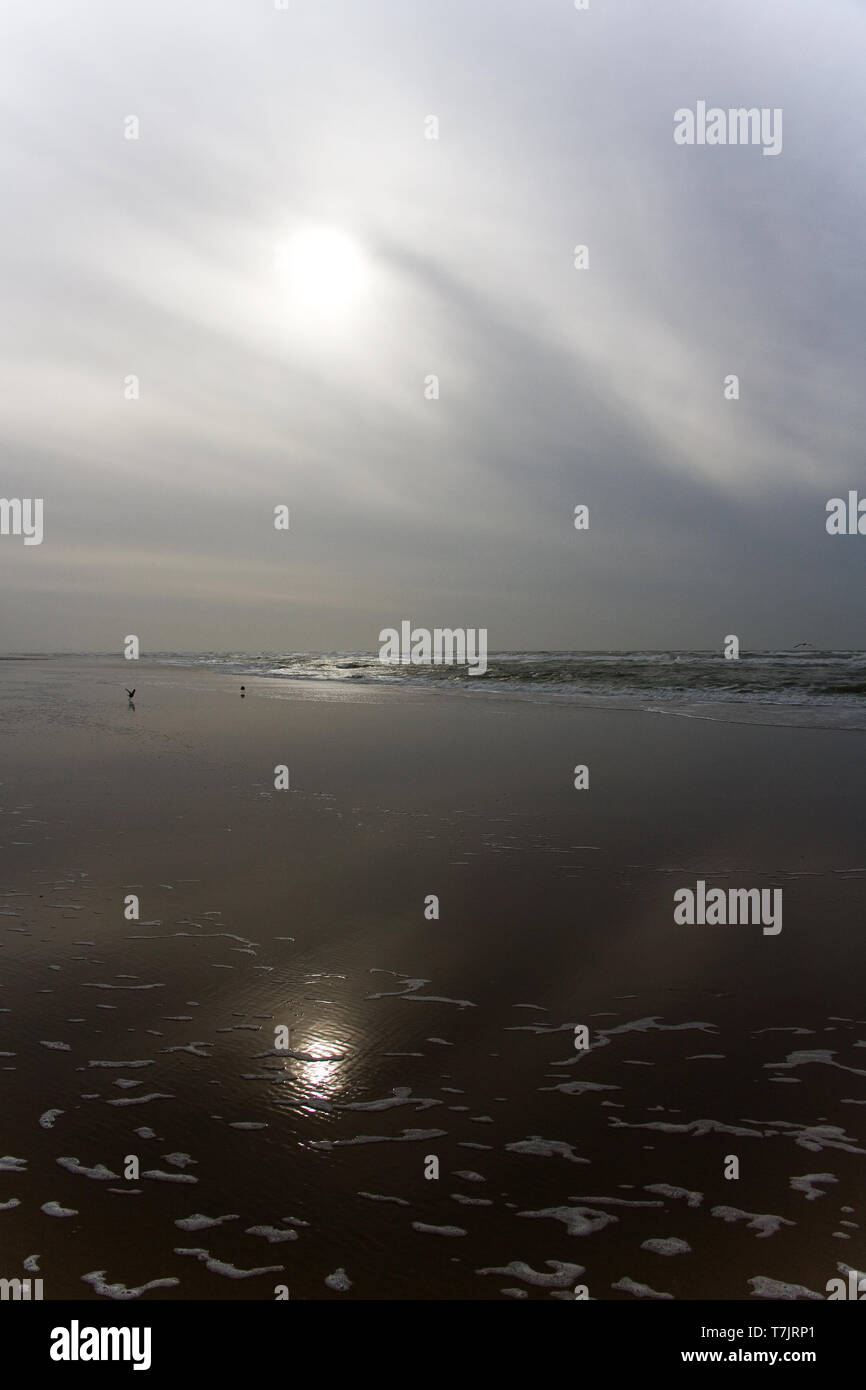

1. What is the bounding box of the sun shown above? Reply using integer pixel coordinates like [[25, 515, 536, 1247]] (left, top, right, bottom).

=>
[[275, 225, 369, 318]]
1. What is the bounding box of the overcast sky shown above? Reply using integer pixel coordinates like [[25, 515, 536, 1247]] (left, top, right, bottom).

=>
[[0, 0, 863, 653]]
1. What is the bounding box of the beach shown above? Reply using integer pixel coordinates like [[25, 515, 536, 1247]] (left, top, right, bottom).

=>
[[1, 655, 864, 1301]]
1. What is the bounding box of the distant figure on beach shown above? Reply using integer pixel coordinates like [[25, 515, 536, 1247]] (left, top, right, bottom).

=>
[[126, 689, 135, 699], [240, 685, 245, 698]]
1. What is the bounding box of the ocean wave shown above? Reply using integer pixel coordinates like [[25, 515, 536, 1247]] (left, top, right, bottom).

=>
[[147, 650, 866, 728]]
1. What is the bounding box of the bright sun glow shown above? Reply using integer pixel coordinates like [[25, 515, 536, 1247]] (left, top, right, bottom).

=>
[[275, 225, 369, 318]]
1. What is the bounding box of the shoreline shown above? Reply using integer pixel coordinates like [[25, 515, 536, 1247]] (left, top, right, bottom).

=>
[[8, 650, 866, 734]]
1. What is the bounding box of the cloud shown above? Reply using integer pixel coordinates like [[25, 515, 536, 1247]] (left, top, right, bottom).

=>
[[1, 0, 864, 649]]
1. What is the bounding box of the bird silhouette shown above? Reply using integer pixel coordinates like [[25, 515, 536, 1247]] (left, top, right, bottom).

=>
[[126, 689, 136, 698]]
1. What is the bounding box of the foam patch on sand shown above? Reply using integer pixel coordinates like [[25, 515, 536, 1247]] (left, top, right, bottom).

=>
[[506, 1137, 589, 1164], [366, 977, 475, 1008], [88, 1060, 154, 1068], [57, 1157, 119, 1180], [609, 1116, 764, 1139], [412, 1223, 467, 1236], [343, 1086, 440, 1113], [367, 973, 429, 991], [245, 1225, 298, 1243], [42, 1201, 78, 1217], [748, 1275, 822, 1300], [641, 1237, 691, 1255], [507, 1021, 578, 1035], [0, 1156, 26, 1172], [83, 983, 165, 990], [312, 1128, 447, 1149], [358, 1192, 410, 1206], [612, 1277, 673, 1299], [478, 1259, 585, 1288], [790, 1173, 837, 1200], [753, 1026, 815, 1036], [142, 1170, 198, 1184], [175, 1214, 239, 1232], [752, 1120, 865, 1154], [568, 1195, 663, 1208], [644, 1183, 703, 1207], [106, 1093, 174, 1107], [175, 1248, 284, 1278], [82, 1270, 180, 1299], [711, 1206, 794, 1237], [764, 1049, 866, 1079], [0, 1197, 22, 1210], [518, 1205, 617, 1236], [542, 1081, 620, 1095]]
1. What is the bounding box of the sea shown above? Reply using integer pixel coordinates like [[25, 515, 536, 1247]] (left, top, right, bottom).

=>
[[142, 649, 866, 729]]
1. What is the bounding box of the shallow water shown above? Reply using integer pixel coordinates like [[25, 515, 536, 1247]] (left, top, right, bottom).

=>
[[0, 658, 864, 1300]]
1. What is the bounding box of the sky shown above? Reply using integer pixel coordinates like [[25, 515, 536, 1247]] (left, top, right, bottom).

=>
[[0, 0, 864, 653]]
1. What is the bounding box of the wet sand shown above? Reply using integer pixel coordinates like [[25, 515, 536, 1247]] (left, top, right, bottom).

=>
[[1, 656, 864, 1300]]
